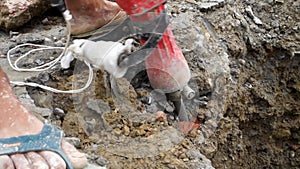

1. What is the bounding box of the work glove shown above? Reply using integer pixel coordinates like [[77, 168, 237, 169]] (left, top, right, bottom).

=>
[[61, 39, 134, 78]]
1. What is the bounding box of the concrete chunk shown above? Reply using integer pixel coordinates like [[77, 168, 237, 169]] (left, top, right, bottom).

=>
[[0, 0, 50, 30]]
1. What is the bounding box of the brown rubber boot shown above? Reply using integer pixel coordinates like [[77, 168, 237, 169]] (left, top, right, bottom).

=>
[[65, 0, 126, 36]]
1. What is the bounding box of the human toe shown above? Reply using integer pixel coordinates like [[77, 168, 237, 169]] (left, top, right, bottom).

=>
[[10, 153, 31, 169], [0, 155, 14, 169], [25, 152, 49, 169], [39, 151, 66, 169], [61, 140, 87, 169]]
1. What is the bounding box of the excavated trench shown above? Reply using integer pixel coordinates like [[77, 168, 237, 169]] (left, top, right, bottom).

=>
[[1, 0, 299, 168]]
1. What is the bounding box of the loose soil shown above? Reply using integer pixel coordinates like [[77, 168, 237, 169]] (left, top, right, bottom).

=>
[[0, 0, 299, 168]]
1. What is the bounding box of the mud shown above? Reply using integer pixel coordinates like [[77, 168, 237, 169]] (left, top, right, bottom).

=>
[[0, 0, 299, 168]]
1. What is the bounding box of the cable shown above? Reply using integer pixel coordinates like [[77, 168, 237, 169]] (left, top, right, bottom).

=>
[[7, 10, 94, 94]]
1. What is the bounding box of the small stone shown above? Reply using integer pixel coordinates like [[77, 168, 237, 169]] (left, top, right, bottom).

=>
[[199, 0, 225, 11], [245, 6, 263, 25], [35, 59, 45, 66], [141, 94, 152, 104], [183, 158, 189, 162], [155, 111, 167, 122], [54, 107, 65, 115], [274, 0, 284, 3], [290, 151, 295, 158], [55, 40, 64, 47], [238, 59, 246, 65], [245, 82, 253, 89], [44, 37, 52, 42], [123, 125, 130, 136], [113, 128, 122, 135], [96, 156, 109, 166], [9, 31, 19, 38], [65, 137, 81, 148], [0, 0, 50, 30], [42, 18, 49, 24]]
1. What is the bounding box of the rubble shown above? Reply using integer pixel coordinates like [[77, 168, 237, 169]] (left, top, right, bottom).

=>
[[0, 0, 50, 30], [245, 6, 263, 25], [198, 0, 226, 11]]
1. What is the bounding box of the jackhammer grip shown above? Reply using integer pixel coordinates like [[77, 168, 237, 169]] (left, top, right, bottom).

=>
[[50, 0, 66, 12]]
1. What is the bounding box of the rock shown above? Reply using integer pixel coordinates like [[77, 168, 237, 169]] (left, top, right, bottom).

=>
[[65, 137, 81, 148], [198, 0, 226, 11], [86, 99, 111, 115], [0, 0, 50, 30], [155, 111, 167, 122], [274, 0, 284, 3], [245, 6, 263, 25], [96, 156, 109, 166]]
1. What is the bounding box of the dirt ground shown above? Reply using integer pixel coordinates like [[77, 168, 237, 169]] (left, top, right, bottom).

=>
[[0, 0, 299, 168]]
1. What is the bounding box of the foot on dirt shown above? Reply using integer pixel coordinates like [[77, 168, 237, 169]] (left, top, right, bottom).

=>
[[0, 69, 88, 169]]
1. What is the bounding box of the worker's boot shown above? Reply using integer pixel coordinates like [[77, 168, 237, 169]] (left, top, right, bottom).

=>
[[65, 0, 126, 36]]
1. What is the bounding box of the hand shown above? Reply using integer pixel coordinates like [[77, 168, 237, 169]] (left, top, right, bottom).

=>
[[61, 39, 134, 78]]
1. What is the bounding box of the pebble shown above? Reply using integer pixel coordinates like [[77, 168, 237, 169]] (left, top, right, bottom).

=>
[[290, 151, 295, 158], [238, 59, 246, 65], [55, 40, 64, 47], [275, 0, 284, 3], [54, 107, 65, 115], [35, 59, 45, 66], [96, 156, 109, 166], [44, 37, 52, 42], [183, 158, 189, 162], [199, 0, 226, 10], [65, 137, 81, 148], [123, 125, 130, 136], [141, 96, 152, 105], [155, 111, 167, 122], [42, 18, 49, 24], [245, 82, 253, 89], [245, 6, 263, 25], [9, 31, 19, 38]]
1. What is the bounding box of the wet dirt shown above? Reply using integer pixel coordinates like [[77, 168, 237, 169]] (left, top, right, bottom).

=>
[[0, 0, 299, 168]]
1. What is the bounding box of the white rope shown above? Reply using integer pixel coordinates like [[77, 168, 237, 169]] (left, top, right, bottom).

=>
[[10, 61, 94, 94], [7, 12, 94, 94], [7, 44, 64, 72]]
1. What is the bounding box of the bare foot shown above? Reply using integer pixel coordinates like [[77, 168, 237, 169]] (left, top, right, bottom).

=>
[[0, 68, 88, 169]]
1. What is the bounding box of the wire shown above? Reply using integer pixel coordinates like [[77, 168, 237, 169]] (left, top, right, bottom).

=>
[[7, 11, 94, 94]]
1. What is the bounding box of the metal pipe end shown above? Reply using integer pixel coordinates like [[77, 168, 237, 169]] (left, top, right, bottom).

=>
[[182, 85, 195, 100]]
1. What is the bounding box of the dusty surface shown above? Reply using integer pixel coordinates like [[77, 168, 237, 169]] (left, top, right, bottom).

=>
[[0, 0, 50, 30], [0, 0, 299, 168]]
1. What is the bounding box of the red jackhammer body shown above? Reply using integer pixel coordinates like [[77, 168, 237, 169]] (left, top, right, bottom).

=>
[[116, 0, 192, 121], [116, 0, 191, 93]]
